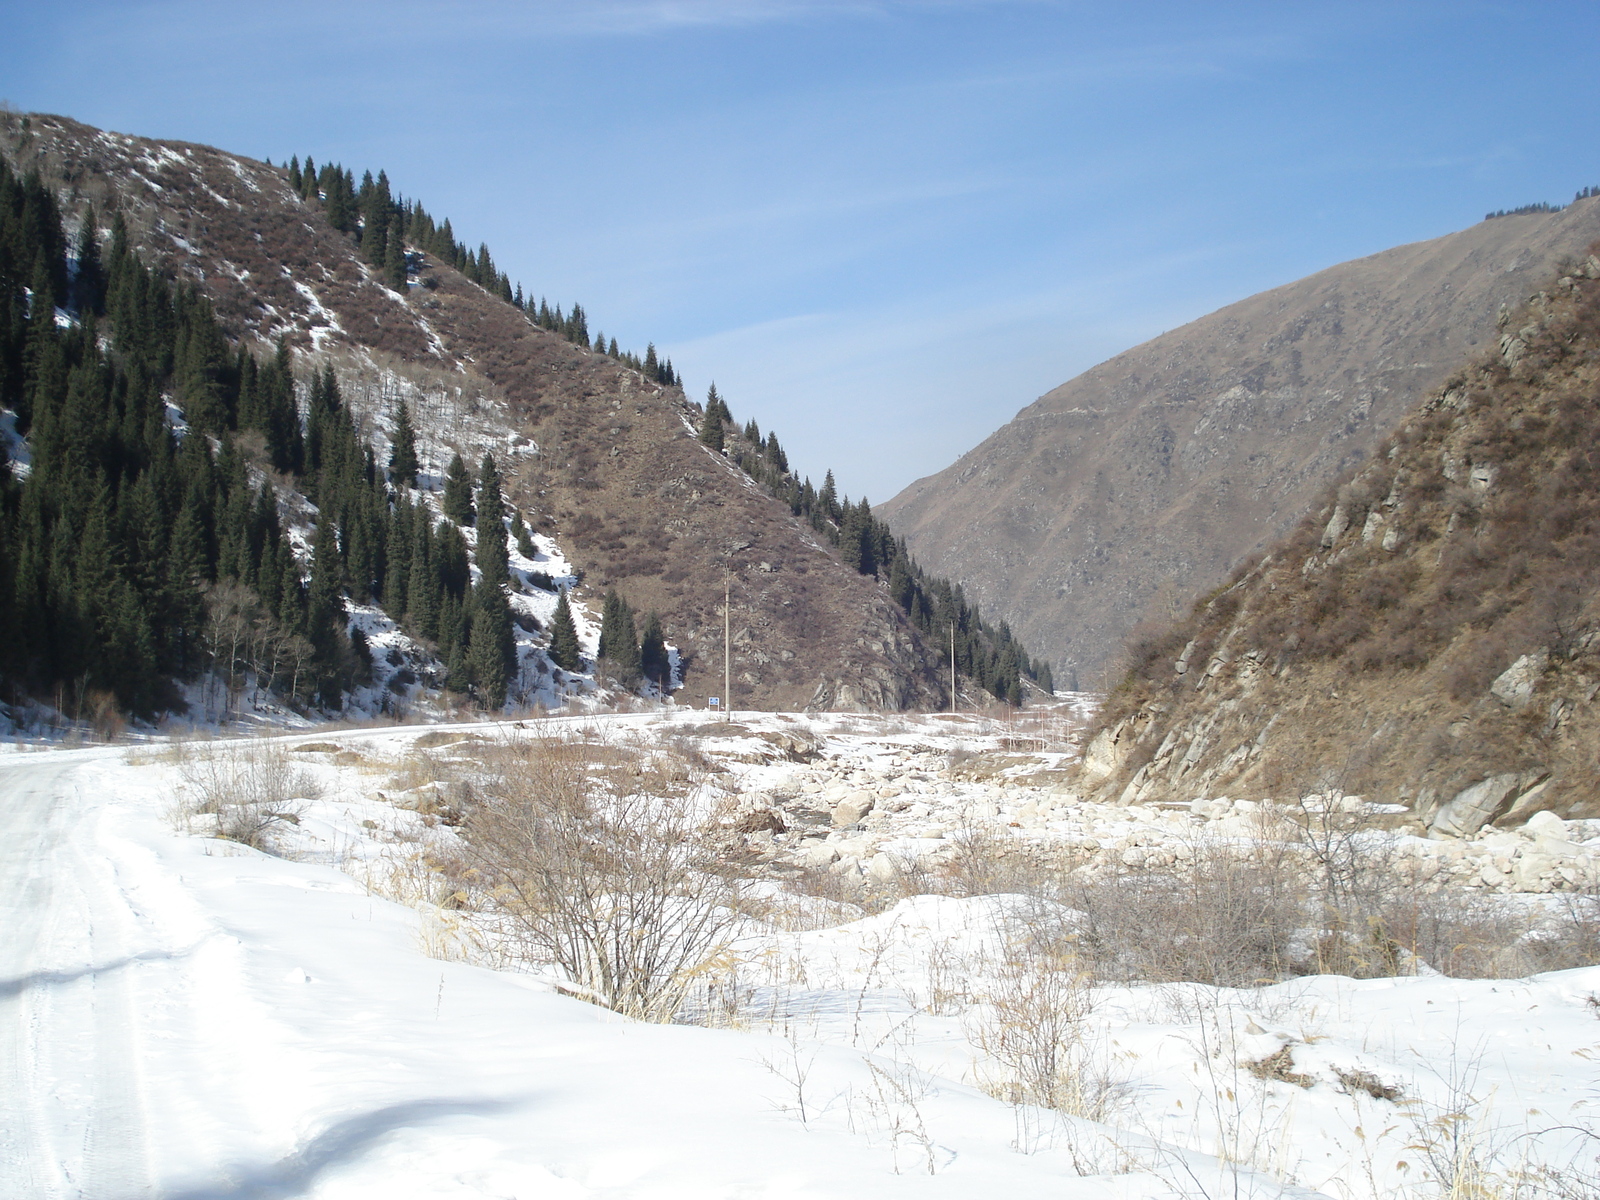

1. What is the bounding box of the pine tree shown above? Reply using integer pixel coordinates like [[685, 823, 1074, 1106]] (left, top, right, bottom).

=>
[[442, 452, 474, 525], [306, 516, 346, 705], [514, 512, 535, 560], [639, 612, 668, 689], [72, 205, 104, 315], [597, 589, 640, 676], [388, 400, 418, 486], [548, 590, 581, 671], [818, 470, 839, 523], [698, 384, 725, 453], [384, 215, 407, 292]]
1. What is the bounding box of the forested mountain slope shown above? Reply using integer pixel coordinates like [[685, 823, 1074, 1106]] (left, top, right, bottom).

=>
[[0, 112, 1051, 717], [882, 199, 1600, 687], [1071, 250, 1600, 828]]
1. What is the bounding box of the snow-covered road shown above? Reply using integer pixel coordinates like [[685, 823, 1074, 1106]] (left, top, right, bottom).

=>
[[2, 749, 188, 1199]]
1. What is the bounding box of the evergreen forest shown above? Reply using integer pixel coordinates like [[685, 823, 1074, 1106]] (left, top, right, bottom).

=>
[[0, 158, 518, 718]]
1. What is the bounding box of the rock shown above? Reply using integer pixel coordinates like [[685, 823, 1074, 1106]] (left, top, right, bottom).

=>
[[1524, 809, 1566, 838], [1321, 505, 1350, 549], [734, 808, 786, 835], [865, 852, 899, 882], [1431, 774, 1526, 838], [1081, 721, 1134, 784], [798, 841, 840, 868], [1534, 834, 1585, 859], [1490, 649, 1548, 709], [759, 729, 823, 761], [833, 794, 875, 826], [1513, 854, 1555, 891]]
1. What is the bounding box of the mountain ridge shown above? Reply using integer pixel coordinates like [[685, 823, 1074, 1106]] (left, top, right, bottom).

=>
[[1067, 247, 1600, 827], [882, 199, 1600, 686], [0, 112, 974, 716]]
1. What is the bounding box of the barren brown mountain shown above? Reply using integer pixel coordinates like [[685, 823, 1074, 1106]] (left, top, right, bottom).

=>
[[4, 113, 943, 711], [881, 201, 1600, 687], [1069, 247, 1600, 829]]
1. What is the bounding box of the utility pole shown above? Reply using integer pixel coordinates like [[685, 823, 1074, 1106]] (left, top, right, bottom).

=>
[[949, 621, 957, 714], [724, 575, 732, 720]]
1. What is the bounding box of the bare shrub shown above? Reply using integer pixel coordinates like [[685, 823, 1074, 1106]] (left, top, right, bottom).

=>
[[1333, 1066, 1403, 1102], [1243, 1044, 1313, 1089], [459, 731, 743, 1021], [1068, 839, 1306, 987], [179, 744, 320, 851], [1533, 881, 1600, 972], [968, 948, 1121, 1123]]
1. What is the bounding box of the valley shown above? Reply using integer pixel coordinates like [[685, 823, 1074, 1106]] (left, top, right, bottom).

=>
[[2, 73, 1600, 1200]]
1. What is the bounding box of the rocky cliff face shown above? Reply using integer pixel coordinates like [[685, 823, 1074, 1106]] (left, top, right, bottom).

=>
[[4, 113, 943, 711], [881, 202, 1600, 687], [1069, 250, 1600, 829]]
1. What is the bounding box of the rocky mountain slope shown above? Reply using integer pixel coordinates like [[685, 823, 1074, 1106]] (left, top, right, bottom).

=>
[[1069, 249, 1600, 829], [882, 201, 1600, 687], [2, 112, 945, 712]]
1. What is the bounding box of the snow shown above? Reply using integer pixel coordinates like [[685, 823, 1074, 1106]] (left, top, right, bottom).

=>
[[292, 281, 346, 349], [3, 715, 1599, 1197], [1, 407, 31, 477]]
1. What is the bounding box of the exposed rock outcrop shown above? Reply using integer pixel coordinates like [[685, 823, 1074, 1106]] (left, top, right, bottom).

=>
[[1065, 254, 1600, 825]]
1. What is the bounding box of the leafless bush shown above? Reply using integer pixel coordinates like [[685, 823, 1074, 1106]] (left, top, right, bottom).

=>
[[968, 948, 1122, 1123], [179, 744, 320, 851], [1542, 883, 1600, 969], [459, 731, 743, 1021], [1068, 839, 1306, 987]]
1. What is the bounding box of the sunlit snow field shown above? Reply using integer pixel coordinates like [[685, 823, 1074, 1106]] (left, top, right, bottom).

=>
[[2, 710, 1598, 1199]]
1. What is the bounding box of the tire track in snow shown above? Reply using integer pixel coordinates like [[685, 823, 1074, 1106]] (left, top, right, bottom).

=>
[[0, 756, 156, 1199]]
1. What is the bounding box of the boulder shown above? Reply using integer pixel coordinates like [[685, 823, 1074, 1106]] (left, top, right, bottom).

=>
[[1490, 649, 1548, 709], [797, 841, 840, 869], [865, 852, 900, 882], [1431, 774, 1525, 838], [832, 794, 875, 826], [1524, 809, 1567, 838]]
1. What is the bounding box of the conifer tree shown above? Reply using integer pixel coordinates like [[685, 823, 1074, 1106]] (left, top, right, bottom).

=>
[[384, 215, 407, 291], [442, 452, 474, 525], [388, 400, 418, 486], [72, 205, 104, 315], [639, 612, 668, 689], [698, 384, 725, 453], [306, 517, 347, 705], [548, 590, 581, 671], [597, 590, 640, 676], [514, 512, 536, 560]]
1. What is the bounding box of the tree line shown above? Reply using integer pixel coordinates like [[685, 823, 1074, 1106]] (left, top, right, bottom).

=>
[[285, 156, 680, 386], [696, 383, 1053, 703], [0, 159, 521, 718]]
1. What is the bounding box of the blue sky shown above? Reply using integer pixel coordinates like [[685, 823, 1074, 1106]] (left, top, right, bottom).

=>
[[4, 1, 1596, 501]]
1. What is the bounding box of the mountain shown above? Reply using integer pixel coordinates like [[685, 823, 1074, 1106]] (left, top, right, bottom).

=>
[[1069, 248, 1600, 828], [881, 200, 1600, 687], [1, 111, 1006, 716]]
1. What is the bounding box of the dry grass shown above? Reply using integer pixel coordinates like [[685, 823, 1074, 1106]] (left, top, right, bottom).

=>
[[176, 743, 322, 851]]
